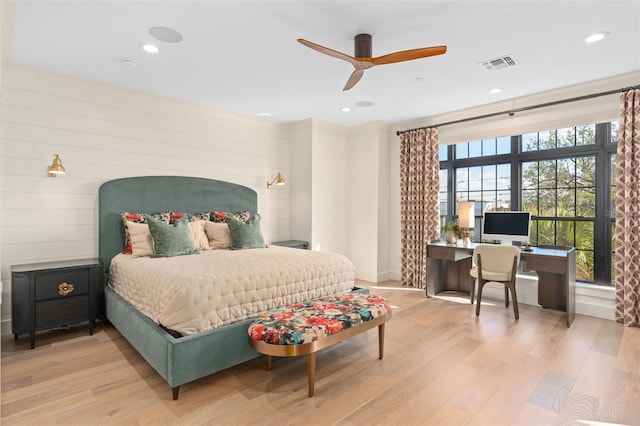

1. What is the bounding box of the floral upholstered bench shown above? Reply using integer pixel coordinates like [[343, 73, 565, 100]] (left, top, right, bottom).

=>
[[248, 293, 392, 396]]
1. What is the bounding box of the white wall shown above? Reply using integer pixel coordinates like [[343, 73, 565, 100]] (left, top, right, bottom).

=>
[[288, 119, 312, 245], [347, 121, 391, 282], [310, 119, 349, 254], [0, 64, 291, 333]]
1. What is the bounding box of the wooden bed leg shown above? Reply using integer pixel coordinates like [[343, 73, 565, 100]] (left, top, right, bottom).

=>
[[307, 352, 316, 397], [265, 354, 272, 371], [172, 386, 180, 400], [378, 323, 385, 359]]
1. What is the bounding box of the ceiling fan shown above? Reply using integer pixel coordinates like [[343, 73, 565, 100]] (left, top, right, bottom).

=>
[[297, 34, 447, 91]]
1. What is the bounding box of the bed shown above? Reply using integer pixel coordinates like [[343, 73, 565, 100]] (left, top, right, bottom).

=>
[[98, 176, 359, 399]]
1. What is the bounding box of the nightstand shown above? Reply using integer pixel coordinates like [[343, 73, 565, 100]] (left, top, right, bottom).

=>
[[11, 258, 104, 349], [271, 240, 309, 250]]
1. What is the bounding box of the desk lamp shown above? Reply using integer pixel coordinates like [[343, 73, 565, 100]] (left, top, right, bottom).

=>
[[458, 201, 475, 248]]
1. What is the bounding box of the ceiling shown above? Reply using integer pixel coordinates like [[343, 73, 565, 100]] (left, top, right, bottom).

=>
[[7, 1, 640, 127]]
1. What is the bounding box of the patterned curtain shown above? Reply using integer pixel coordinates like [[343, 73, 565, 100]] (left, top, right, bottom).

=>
[[399, 128, 441, 288], [615, 88, 640, 327]]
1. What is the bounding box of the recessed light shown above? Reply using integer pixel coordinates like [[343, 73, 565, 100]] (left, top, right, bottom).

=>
[[141, 43, 159, 53], [341, 107, 351, 112], [149, 26, 183, 43], [355, 100, 374, 108], [584, 31, 610, 43], [415, 77, 424, 82], [258, 112, 273, 117], [489, 87, 503, 94]]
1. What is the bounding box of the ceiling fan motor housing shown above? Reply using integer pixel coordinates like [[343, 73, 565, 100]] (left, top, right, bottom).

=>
[[355, 34, 372, 58]]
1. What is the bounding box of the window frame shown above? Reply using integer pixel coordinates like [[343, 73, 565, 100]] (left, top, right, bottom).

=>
[[439, 122, 616, 286]]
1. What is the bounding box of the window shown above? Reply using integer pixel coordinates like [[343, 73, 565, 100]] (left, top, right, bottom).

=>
[[440, 121, 617, 285], [439, 169, 448, 227], [522, 156, 596, 280], [456, 137, 511, 159], [522, 124, 596, 151], [455, 164, 511, 234], [610, 154, 616, 283]]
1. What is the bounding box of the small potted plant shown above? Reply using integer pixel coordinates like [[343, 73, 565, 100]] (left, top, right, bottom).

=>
[[441, 222, 462, 244]]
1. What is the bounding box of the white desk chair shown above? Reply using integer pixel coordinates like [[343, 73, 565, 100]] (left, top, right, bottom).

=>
[[470, 244, 521, 319]]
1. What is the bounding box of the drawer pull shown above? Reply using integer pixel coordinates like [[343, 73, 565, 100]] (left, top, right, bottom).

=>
[[58, 283, 75, 296]]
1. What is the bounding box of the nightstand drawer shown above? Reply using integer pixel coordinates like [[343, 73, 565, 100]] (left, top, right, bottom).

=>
[[35, 269, 90, 301], [35, 295, 89, 329]]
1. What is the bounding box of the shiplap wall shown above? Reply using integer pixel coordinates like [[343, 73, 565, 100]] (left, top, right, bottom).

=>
[[0, 64, 290, 333]]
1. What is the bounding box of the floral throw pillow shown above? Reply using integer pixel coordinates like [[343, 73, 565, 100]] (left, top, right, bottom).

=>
[[170, 212, 210, 223], [209, 211, 251, 223]]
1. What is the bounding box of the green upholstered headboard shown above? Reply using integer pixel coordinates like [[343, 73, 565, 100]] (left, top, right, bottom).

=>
[[98, 176, 257, 274]]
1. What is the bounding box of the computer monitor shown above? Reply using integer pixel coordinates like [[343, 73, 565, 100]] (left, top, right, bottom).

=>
[[482, 211, 531, 245]]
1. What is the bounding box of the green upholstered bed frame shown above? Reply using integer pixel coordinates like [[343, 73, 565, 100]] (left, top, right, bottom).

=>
[[98, 176, 260, 400]]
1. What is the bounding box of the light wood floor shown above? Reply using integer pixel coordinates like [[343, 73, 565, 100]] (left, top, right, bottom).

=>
[[2, 280, 639, 425]]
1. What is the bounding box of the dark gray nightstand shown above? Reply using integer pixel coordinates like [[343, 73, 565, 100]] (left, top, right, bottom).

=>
[[11, 258, 104, 349], [271, 240, 309, 250]]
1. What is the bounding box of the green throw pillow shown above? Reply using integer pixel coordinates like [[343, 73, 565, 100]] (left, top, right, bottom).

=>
[[227, 214, 267, 250], [146, 215, 198, 258]]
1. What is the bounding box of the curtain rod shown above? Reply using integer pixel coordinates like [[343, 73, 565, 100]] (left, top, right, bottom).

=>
[[396, 84, 640, 136]]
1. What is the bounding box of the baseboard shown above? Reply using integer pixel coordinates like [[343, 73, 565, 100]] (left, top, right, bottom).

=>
[[376, 271, 401, 282]]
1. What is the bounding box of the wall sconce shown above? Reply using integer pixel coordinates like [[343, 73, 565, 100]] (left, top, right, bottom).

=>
[[47, 154, 66, 177], [267, 172, 285, 189], [458, 200, 475, 248]]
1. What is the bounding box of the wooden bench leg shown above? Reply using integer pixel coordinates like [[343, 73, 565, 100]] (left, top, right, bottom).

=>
[[307, 352, 316, 397], [265, 355, 272, 371], [378, 323, 385, 359]]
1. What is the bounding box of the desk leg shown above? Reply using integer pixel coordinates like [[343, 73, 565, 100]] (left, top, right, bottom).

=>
[[537, 272, 566, 311], [535, 250, 576, 328], [566, 250, 576, 327], [426, 258, 443, 297]]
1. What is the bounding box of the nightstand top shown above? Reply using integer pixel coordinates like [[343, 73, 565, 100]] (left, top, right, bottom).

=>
[[11, 258, 103, 273], [272, 240, 308, 246]]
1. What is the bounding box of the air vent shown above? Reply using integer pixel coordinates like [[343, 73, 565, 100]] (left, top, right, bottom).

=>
[[479, 55, 518, 71]]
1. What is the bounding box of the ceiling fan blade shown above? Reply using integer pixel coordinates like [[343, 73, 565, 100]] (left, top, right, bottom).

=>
[[297, 38, 358, 66], [371, 46, 447, 65], [343, 69, 364, 91]]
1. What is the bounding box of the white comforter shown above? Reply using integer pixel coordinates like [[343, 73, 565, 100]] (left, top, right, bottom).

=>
[[108, 246, 356, 335]]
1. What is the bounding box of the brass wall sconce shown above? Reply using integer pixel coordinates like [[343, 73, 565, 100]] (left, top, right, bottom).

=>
[[48, 154, 66, 177], [267, 172, 285, 189]]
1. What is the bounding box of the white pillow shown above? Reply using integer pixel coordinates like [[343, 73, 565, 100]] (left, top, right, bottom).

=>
[[188, 220, 210, 251], [127, 221, 154, 258], [204, 221, 232, 249]]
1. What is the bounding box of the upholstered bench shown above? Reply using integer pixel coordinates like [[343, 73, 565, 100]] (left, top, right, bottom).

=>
[[248, 293, 392, 396]]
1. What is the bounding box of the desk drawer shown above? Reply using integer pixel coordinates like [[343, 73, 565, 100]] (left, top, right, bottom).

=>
[[427, 245, 472, 261], [524, 256, 565, 274]]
